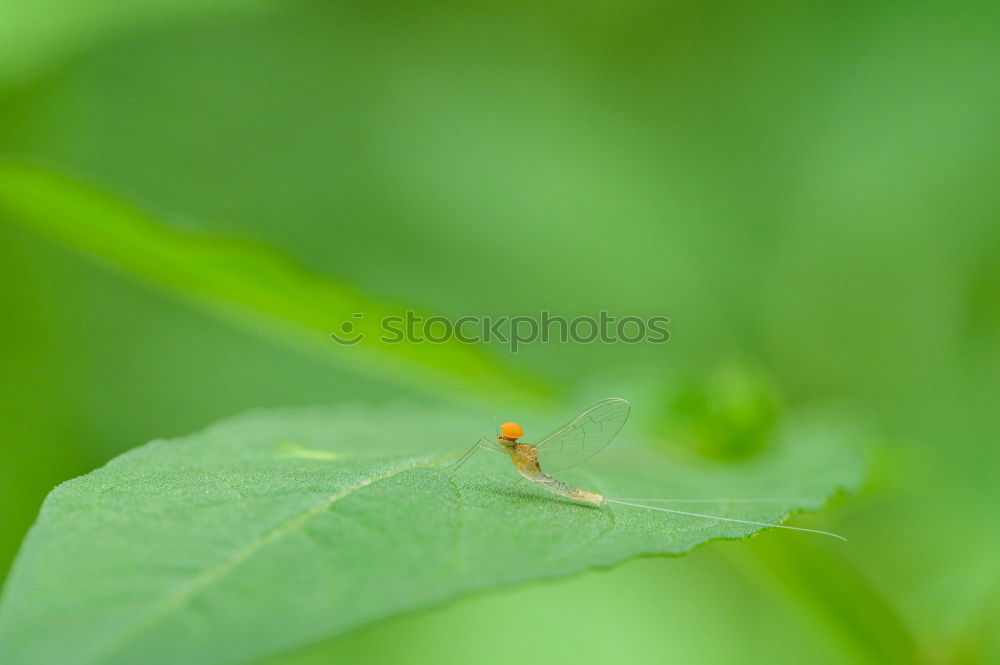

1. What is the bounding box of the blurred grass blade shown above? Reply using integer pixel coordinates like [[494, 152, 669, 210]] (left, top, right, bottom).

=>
[[0, 160, 552, 403], [0, 404, 863, 665], [736, 537, 923, 665], [0, 0, 274, 86]]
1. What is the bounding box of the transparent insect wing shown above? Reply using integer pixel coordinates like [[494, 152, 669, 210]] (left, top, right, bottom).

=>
[[533, 398, 631, 473]]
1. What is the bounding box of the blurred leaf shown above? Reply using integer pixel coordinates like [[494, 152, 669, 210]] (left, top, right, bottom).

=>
[[736, 537, 922, 665], [0, 403, 862, 665], [660, 365, 782, 460], [0, 160, 552, 404], [0, 0, 274, 86]]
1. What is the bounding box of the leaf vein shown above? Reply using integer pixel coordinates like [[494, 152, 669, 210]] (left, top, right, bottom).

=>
[[88, 457, 433, 665]]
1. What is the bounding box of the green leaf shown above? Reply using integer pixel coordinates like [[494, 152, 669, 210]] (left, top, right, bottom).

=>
[[0, 0, 274, 86], [0, 160, 552, 404], [0, 403, 863, 665]]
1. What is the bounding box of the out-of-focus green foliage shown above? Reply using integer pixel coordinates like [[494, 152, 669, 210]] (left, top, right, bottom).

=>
[[0, 0, 274, 85], [1, 0, 998, 664], [0, 161, 551, 404], [660, 365, 782, 459], [0, 404, 860, 665]]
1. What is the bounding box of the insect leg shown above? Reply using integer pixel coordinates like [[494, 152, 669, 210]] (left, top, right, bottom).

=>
[[441, 437, 496, 474]]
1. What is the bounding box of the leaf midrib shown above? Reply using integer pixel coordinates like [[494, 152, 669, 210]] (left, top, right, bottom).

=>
[[88, 457, 436, 665]]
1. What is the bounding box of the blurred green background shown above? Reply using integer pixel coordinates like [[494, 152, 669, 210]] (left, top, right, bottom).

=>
[[1, 1, 998, 664]]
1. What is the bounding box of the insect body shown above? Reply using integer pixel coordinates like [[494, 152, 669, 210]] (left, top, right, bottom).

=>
[[497, 412, 610, 505], [444, 397, 845, 540]]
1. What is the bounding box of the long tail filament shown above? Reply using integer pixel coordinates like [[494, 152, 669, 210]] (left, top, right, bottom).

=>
[[603, 498, 846, 541]]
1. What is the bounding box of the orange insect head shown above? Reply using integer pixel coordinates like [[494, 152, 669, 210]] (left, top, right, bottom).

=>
[[500, 421, 524, 441]]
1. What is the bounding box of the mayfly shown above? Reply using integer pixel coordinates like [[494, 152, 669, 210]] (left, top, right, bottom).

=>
[[444, 397, 845, 540]]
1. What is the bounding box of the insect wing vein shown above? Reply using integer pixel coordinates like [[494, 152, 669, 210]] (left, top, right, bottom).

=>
[[534, 398, 630, 473]]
